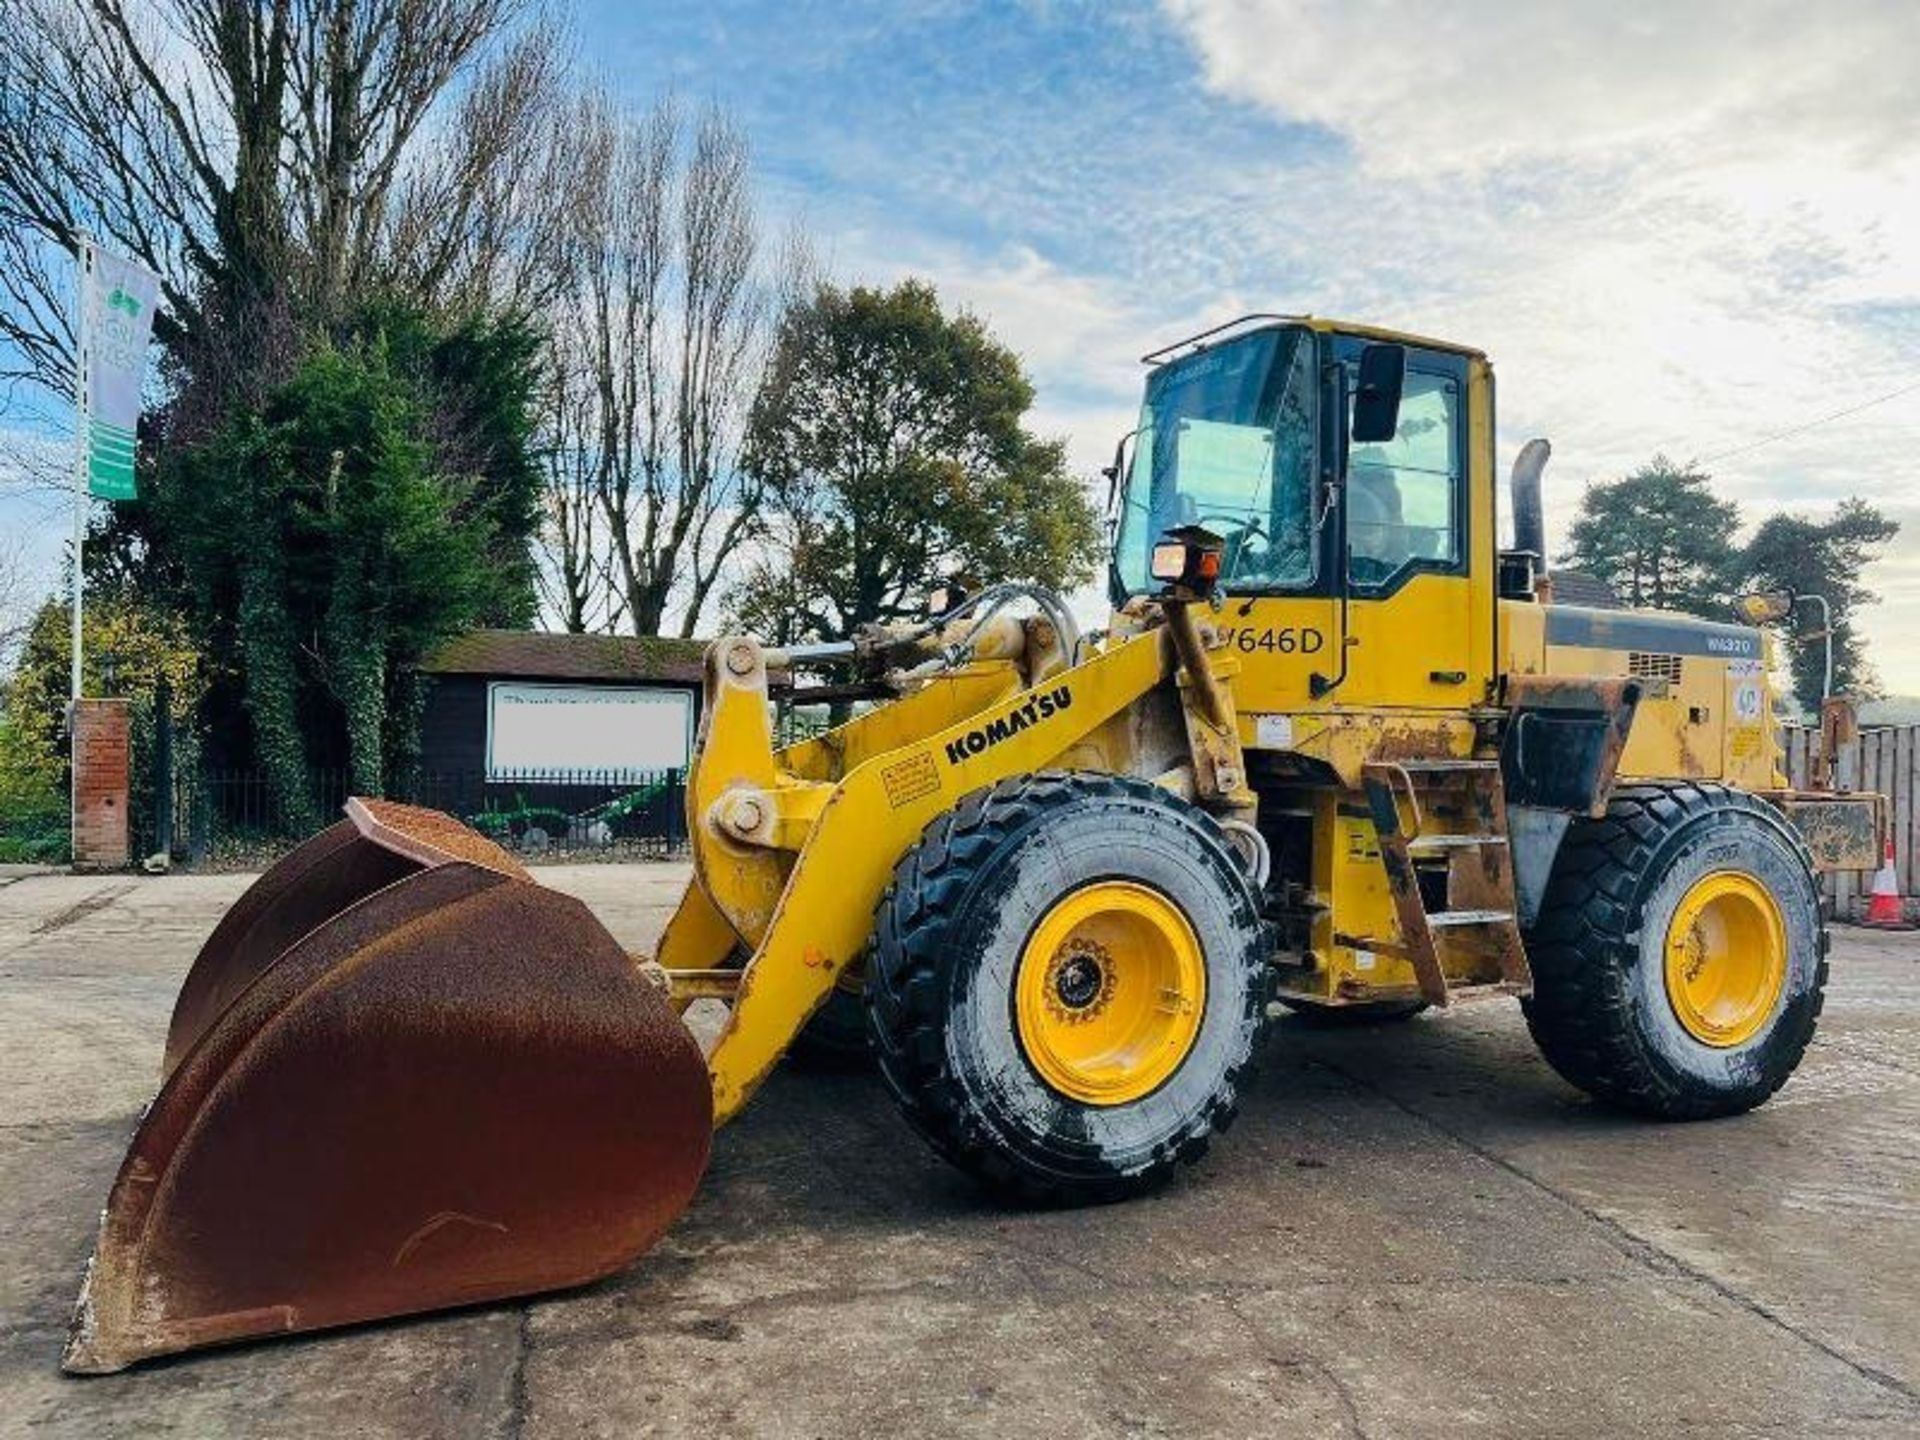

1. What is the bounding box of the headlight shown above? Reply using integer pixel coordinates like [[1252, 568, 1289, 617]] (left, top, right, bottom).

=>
[[1151, 526, 1226, 598], [1150, 542, 1189, 582]]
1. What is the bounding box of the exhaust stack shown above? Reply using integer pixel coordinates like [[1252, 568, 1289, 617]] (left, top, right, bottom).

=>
[[1510, 438, 1551, 566]]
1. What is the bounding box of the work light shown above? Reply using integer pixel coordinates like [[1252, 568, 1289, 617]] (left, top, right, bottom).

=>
[[1151, 525, 1225, 599]]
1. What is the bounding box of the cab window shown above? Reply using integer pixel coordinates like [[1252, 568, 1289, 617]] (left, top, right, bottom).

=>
[[1347, 368, 1460, 588]]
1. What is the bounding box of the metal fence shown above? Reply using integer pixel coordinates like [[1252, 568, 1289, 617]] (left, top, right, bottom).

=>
[[136, 767, 690, 868], [1783, 724, 1914, 916], [120, 698, 842, 870]]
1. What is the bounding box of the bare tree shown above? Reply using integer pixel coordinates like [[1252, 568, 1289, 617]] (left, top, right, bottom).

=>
[[540, 94, 796, 639], [0, 534, 34, 673], [352, 10, 581, 318], [0, 0, 222, 395], [534, 345, 623, 633], [0, 0, 575, 437]]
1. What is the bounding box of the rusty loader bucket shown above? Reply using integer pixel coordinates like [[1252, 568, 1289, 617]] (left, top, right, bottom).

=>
[[64, 799, 712, 1374]]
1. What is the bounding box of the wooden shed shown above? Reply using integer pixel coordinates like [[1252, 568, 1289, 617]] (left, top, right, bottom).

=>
[[418, 630, 710, 780]]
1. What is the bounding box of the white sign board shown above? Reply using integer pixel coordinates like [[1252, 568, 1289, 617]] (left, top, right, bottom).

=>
[[486, 683, 693, 780]]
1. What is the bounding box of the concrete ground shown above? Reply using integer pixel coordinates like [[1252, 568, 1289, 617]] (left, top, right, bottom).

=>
[[2, 864, 1918, 1439]]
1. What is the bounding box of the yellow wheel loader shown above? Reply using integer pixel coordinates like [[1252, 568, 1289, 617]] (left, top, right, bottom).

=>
[[66, 315, 1884, 1372]]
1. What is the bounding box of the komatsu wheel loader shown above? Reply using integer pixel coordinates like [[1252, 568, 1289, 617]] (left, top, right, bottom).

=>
[[66, 315, 1884, 1372]]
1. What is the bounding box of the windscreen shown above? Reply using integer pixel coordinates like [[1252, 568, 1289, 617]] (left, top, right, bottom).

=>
[[1113, 327, 1316, 596]]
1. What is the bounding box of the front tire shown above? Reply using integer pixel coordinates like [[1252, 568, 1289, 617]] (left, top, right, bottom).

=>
[[1522, 783, 1826, 1119], [867, 772, 1269, 1203]]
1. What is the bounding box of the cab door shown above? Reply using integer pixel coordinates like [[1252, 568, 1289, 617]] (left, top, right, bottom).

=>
[[1328, 337, 1488, 711]]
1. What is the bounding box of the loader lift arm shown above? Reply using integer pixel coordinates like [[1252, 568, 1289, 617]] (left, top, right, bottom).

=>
[[668, 621, 1225, 1122]]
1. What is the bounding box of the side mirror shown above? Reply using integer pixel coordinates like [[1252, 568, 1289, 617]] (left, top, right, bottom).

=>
[[1351, 343, 1406, 445], [1733, 589, 1794, 625]]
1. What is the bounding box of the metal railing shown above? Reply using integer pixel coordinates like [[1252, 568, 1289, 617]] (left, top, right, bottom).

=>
[[135, 767, 690, 868]]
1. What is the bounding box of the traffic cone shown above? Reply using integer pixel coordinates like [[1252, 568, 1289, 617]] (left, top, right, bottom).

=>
[[1863, 838, 1911, 930]]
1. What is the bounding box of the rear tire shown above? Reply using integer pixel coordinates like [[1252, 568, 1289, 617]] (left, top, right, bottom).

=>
[[868, 772, 1269, 1203], [1522, 783, 1826, 1119], [789, 982, 872, 1067]]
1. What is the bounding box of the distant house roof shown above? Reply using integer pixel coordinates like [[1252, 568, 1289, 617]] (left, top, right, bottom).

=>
[[1548, 570, 1622, 609], [422, 630, 710, 685]]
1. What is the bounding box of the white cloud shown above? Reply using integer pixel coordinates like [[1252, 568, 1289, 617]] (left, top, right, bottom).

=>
[[1162, 2, 1916, 177]]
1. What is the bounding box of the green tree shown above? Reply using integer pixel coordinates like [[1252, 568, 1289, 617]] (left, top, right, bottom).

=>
[[4, 1, 572, 823], [0, 711, 64, 862], [732, 280, 1101, 643], [4, 594, 204, 766], [1560, 457, 1739, 617], [0, 595, 204, 862], [158, 311, 541, 824], [1739, 498, 1898, 712]]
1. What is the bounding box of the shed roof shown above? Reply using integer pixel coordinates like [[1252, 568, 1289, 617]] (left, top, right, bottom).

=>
[[1548, 570, 1622, 610], [422, 630, 709, 684]]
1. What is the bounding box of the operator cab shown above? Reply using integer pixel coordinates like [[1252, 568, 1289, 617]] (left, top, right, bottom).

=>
[[1110, 318, 1473, 605], [1110, 315, 1493, 714]]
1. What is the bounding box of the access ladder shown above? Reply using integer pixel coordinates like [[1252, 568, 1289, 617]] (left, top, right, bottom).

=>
[[1356, 758, 1533, 1008]]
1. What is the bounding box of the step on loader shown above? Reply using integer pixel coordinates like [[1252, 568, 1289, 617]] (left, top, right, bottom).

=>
[[67, 316, 1884, 1371]]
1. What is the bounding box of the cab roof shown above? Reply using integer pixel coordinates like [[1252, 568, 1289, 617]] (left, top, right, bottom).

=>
[[1142, 314, 1488, 367]]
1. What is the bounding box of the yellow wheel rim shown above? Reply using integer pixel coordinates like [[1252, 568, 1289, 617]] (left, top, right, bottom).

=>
[[1662, 872, 1788, 1048], [1015, 881, 1206, 1105]]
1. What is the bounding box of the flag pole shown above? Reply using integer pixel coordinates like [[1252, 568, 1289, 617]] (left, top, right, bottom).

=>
[[70, 234, 94, 702]]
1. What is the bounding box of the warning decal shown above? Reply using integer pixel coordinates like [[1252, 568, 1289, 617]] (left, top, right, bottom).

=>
[[880, 750, 941, 808]]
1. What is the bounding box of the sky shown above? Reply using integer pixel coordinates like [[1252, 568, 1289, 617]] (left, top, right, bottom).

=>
[[9, 0, 1920, 685]]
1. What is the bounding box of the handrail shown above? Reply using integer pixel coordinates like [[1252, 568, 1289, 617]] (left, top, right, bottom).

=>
[[1139, 313, 1305, 366]]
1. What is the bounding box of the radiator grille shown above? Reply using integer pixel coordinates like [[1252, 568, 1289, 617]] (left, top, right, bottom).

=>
[[1628, 651, 1684, 686]]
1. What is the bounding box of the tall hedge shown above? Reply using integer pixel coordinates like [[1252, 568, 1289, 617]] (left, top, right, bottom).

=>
[[155, 310, 543, 824]]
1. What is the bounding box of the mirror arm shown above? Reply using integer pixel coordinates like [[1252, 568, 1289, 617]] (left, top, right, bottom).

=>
[[1794, 592, 1835, 702], [1101, 427, 1141, 521]]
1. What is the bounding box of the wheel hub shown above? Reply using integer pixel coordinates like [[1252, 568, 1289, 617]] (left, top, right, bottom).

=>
[[1046, 940, 1116, 1020]]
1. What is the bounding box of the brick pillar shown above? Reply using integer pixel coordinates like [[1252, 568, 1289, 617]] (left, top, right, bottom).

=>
[[72, 698, 131, 869]]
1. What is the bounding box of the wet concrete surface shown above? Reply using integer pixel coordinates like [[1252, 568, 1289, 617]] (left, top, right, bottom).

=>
[[1, 864, 1916, 1437]]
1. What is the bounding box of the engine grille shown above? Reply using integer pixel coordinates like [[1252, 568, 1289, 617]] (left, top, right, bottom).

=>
[[1628, 651, 1684, 686]]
